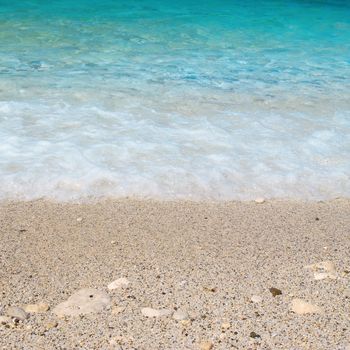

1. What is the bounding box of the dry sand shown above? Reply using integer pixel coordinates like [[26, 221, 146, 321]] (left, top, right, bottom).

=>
[[0, 199, 350, 349]]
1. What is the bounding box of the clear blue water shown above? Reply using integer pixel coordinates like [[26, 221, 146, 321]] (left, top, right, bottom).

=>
[[0, 0, 349, 200]]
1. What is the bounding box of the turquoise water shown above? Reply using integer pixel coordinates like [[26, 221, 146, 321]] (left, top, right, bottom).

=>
[[0, 0, 349, 200]]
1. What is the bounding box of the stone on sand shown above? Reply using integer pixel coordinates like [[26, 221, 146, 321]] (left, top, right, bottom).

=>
[[250, 331, 261, 339], [6, 307, 28, 321], [221, 322, 231, 330], [173, 309, 189, 321], [53, 288, 111, 317], [23, 303, 50, 313], [107, 277, 130, 290], [305, 261, 336, 280], [269, 287, 282, 297], [254, 198, 265, 204], [180, 319, 191, 326], [291, 298, 323, 315], [141, 307, 172, 318], [199, 341, 213, 350], [45, 321, 58, 330]]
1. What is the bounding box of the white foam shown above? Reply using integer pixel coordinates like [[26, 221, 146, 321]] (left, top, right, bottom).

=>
[[0, 82, 349, 201]]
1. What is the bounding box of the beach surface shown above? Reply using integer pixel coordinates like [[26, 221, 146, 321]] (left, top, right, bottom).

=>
[[0, 199, 350, 349]]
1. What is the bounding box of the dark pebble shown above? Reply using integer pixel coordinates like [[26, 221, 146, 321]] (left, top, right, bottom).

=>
[[250, 332, 261, 339], [269, 287, 282, 297]]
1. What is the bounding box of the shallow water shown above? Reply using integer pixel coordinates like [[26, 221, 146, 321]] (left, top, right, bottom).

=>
[[0, 0, 349, 200]]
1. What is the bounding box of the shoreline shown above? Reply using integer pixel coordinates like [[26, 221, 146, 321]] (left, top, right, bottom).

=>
[[1, 195, 349, 204], [1, 199, 350, 349]]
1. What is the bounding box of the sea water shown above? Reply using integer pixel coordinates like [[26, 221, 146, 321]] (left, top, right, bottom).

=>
[[0, 0, 349, 200]]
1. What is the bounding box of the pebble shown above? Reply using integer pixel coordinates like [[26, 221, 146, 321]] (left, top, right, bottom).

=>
[[305, 261, 337, 280], [23, 303, 50, 313], [45, 321, 58, 330], [251, 295, 263, 303], [141, 307, 172, 318], [0, 316, 12, 324], [269, 287, 282, 297], [173, 310, 189, 321], [107, 277, 130, 290], [291, 298, 323, 315], [221, 322, 231, 330], [199, 341, 213, 350], [76, 217, 83, 222], [6, 306, 28, 321], [313, 272, 330, 280], [53, 288, 111, 317], [250, 331, 261, 339], [180, 319, 191, 326], [254, 198, 265, 204]]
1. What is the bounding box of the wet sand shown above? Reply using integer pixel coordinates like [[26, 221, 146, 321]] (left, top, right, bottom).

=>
[[0, 199, 350, 349]]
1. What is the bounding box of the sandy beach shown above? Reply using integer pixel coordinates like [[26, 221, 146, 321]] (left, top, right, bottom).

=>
[[0, 199, 349, 349], [1, 1, 349, 349]]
